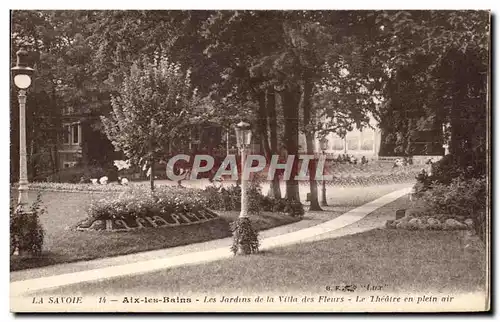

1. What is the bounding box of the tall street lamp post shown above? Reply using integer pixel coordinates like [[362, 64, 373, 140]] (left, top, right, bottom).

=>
[[320, 138, 328, 207], [12, 49, 34, 212], [232, 121, 259, 255], [235, 121, 252, 218]]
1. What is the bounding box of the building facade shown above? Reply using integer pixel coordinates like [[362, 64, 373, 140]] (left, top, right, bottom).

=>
[[58, 121, 83, 168], [300, 114, 381, 158]]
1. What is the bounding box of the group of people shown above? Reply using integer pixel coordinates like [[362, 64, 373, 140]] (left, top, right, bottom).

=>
[[334, 154, 369, 165], [392, 157, 414, 168]]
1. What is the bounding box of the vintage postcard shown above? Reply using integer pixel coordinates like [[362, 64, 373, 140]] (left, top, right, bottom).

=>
[[9, 9, 490, 313]]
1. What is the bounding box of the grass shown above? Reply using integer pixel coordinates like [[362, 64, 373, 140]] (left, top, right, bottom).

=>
[[10, 181, 414, 271], [45, 196, 486, 296], [10, 190, 299, 271]]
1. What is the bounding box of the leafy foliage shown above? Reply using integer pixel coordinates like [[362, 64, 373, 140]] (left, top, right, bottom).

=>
[[419, 177, 486, 217], [370, 11, 489, 158], [101, 55, 198, 188], [415, 152, 487, 192], [202, 183, 305, 217], [230, 217, 259, 255], [10, 193, 45, 256], [418, 177, 486, 240]]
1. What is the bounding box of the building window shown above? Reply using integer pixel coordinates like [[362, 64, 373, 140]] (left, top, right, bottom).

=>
[[347, 137, 359, 150], [63, 161, 77, 168], [62, 122, 81, 145], [63, 106, 74, 116], [63, 125, 71, 144], [72, 124, 79, 144], [361, 139, 374, 151], [332, 138, 344, 150]]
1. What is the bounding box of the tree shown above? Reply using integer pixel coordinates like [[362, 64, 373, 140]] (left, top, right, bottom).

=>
[[11, 10, 110, 179], [101, 56, 197, 191], [201, 11, 386, 205], [369, 10, 489, 161]]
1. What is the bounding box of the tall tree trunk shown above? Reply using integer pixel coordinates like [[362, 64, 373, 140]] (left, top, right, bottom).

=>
[[449, 52, 466, 156], [30, 36, 40, 180], [255, 90, 277, 197], [257, 90, 272, 159], [149, 137, 155, 191], [267, 87, 281, 199], [281, 86, 301, 202], [302, 77, 322, 211], [52, 85, 60, 173]]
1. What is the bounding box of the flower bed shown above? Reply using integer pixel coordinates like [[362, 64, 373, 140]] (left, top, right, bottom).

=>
[[72, 186, 216, 232], [19, 182, 159, 193]]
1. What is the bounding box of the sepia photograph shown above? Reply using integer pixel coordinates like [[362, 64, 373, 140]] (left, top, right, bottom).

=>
[[9, 9, 490, 313]]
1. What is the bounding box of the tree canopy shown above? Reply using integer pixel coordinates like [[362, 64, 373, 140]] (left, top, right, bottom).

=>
[[10, 10, 489, 189]]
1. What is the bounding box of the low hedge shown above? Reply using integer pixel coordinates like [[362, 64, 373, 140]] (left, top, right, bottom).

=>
[[201, 184, 304, 217]]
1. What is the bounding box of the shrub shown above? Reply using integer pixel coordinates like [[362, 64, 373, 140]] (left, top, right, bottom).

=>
[[283, 199, 305, 217], [248, 181, 264, 215], [202, 185, 241, 212], [271, 198, 287, 212], [10, 193, 45, 256], [230, 217, 259, 255], [419, 177, 487, 239], [201, 183, 304, 217], [428, 153, 486, 186], [201, 183, 264, 214]]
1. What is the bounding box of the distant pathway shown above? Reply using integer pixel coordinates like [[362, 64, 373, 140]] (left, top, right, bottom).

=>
[[11, 185, 411, 296]]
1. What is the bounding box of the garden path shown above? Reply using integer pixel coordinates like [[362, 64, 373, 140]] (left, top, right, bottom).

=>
[[11, 185, 412, 296]]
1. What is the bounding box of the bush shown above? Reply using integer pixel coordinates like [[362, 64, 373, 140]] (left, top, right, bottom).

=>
[[419, 177, 487, 239], [203, 185, 241, 212], [248, 181, 265, 215], [420, 177, 486, 217], [427, 153, 486, 186], [10, 193, 45, 256], [201, 183, 304, 217], [283, 199, 305, 217], [230, 217, 259, 255]]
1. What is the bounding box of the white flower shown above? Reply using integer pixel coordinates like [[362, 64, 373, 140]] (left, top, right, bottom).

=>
[[114, 160, 131, 171], [99, 176, 109, 185]]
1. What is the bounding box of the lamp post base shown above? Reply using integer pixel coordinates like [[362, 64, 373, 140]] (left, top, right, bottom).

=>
[[230, 217, 259, 255]]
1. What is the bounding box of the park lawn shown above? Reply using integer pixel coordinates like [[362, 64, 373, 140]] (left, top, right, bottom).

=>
[[42, 230, 487, 297], [55, 197, 486, 296], [10, 190, 299, 271]]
